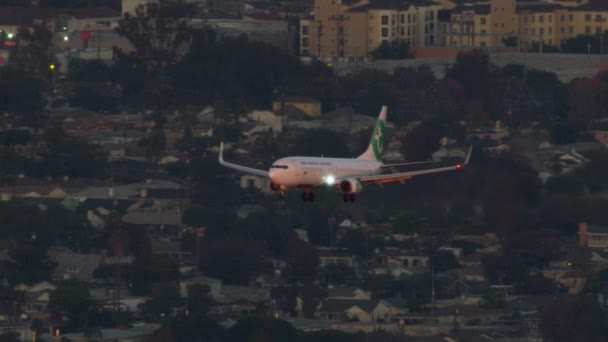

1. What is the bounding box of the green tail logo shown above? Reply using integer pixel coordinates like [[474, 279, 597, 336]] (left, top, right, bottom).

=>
[[371, 119, 385, 161]]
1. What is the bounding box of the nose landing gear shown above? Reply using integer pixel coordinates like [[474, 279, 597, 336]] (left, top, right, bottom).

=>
[[302, 192, 315, 202], [342, 194, 355, 202]]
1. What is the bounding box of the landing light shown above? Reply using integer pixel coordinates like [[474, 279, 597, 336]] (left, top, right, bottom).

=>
[[324, 175, 336, 185], [456, 164, 462, 169]]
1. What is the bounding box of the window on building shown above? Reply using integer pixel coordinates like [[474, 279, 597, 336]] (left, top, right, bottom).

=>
[[561, 27, 564, 33], [302, 26, 309, 35], [400, 14, 405, 24], [532, 28, 535, 34], [481, 41, 487, 47], [400, 26, 405, 35], [524, 28, 528, 34], [481, 17, 486, 24], [391, 15, 395, 25], [523, 16, 528, 23], [586, 14, 591, 21], [302, 37, 309, 47], [597, 27, 602, 34], [381, 15, 388, 25], [381, 27, 389, 37], [539, 15, 544, 23], [481, 29, 487, 35], [548, 27, 552, 34], [540, 28, 544, 34], [549, 15, 552, 22], [408, 14, 411, 22], [569, 14, 573, 21], [569, 26, 573, 33], [586, 26, 591, 33], [532, 16, 535, 23], [430, 10, 434, 20], [561, 15, 565, 22]]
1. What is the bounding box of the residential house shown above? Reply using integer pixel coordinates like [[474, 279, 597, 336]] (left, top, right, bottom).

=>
[[316, 299, 395, 322], [272, 96, 322, 117], [374, 248, 430, 270], [578, 222, 608, 249], [49, 250, 103, 282], [547, 149, 590, 174], [14, 281, 56, 316], [317, 248, 356, 268], [326, 287, 371, 300], [150, 238, 192, 263]]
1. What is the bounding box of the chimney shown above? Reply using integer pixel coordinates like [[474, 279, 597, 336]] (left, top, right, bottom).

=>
[[579, 222, 589, 248]]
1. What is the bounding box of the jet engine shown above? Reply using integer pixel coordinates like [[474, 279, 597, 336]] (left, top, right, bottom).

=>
[[270, 183, 281, 191], [339, 179, 362, 194]]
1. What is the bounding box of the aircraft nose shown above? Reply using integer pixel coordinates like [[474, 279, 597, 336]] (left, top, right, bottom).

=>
[[268, 168, 279, 182]]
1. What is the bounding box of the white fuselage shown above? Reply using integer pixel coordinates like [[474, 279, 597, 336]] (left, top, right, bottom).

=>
[[268, 156, 382, 188]]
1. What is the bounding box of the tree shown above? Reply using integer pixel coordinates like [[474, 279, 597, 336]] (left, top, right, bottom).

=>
[[227, 316, 298, 342], [115, 0, 193, 72], [400, 123, 441, 161], [370, 40, 411, 60], [429, 79, 466, 122], [567, 76, 608, 124], [186, 284, 212, 316], [48, 280, 94, 330], [199, 238, 268, 284], [141, 127, 167, 163], [540, 295, 607, 342], [550, 121, 580, 145], [283, 238, 319, 283], [429, 250, 459, 273], [289, 129, 350, 158], [545, 174, 586, 196], [323, 263, 357, 286], [445, 49, 490, 100], [8, 25, 56, 75]]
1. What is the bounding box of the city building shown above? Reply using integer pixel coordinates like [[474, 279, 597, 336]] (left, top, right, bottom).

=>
[[438, 0, 517, 49], [303, 0, 442, 60]]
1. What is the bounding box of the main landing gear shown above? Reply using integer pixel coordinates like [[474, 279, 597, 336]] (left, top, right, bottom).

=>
[[343, 194, 355, 203], [302, 192, 315, 202], [279, 191, 287, 200]]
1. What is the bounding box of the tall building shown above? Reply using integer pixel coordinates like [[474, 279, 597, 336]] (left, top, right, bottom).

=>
[[303, 0, 442, 60]]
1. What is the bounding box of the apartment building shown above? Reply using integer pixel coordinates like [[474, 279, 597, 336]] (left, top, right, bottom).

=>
[[518, 4, 565, 47], [302, 0, 442, 60], [438, 0, 517, 49]]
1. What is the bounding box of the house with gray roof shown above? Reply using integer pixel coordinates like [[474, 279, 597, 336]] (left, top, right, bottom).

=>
[[316, 299, 396, 322], [49, 250, 103, 282]]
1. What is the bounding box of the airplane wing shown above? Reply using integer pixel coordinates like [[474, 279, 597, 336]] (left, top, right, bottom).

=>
[[218, 142, 269, 177], [358, 146, 472, 185], [380, 160, 439, 168]]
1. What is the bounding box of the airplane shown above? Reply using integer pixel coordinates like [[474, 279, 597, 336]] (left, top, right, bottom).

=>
[[219, 106, 472, 202]]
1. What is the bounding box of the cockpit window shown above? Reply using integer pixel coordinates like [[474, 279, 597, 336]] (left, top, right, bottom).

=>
[[270, 165, 289, 169]]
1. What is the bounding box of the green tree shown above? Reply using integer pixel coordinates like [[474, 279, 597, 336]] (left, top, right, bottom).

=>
[[545, 174, 586, 195], [429, 250, 459, 273], [48, 280, 94, 330], [540, 295, 607, 342], [289, 129, 350, 158], [370, 40, 411, 60], [445, 49, 490, 100], [400, 123, 441, 161], [186, 284, 212, 316], [8, 24, 56, 75], [142, 127, 167, 163], [227, 316, 298, 342], [323, 263, 357, 286], [284, 238, 319, 283], [115, 0, 193, 72]]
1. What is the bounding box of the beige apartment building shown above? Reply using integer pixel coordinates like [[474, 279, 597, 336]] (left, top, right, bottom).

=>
[[301, 0, 442, 60], [438, 0, 517, 49]]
